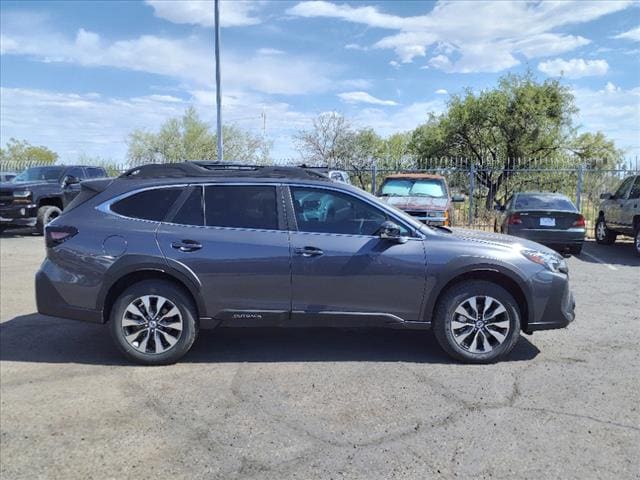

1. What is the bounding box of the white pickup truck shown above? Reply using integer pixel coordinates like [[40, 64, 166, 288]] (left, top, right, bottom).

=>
[[595, 174, 640, 256]]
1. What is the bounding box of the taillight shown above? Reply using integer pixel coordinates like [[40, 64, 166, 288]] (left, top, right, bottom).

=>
[[507, 213, 522, 225], [45, 225, 78, 248], [573, 215, 586, 228]]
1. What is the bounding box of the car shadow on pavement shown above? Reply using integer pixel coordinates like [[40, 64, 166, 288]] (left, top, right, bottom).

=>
[[577, 240, 640, 267], [0, 313, 540, 366]]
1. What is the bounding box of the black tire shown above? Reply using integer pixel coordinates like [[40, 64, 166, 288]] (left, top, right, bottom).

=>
[[433, 280, 521, 364], [570, 244, 583, 255], [109, 279, 198, 365], [634, 226, 640, 257], [595, 216, 616, 245], [35, 205, 62, 234]]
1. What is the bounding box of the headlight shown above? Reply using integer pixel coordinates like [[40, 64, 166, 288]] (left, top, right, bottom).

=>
[[12, 190, 31, 198], [521, 249, 568, 273]]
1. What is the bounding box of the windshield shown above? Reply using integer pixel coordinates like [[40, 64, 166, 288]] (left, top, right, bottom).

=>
[[380, 178, 446, 197], [514, 194, 576, 211], [13, 166, 65, 183]]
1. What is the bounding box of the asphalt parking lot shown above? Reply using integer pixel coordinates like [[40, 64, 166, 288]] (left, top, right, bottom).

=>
[[1, 230, 638, 479]]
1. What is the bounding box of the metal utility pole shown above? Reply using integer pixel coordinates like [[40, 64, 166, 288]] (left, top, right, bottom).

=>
[[214, 0, 223, 162]]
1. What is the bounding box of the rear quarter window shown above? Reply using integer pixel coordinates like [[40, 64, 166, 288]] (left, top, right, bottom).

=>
[[111, 188, 181, 221]]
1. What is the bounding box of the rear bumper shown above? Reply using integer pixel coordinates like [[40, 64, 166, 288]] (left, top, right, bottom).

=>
[[525, 273, 575, 334], [508, 227, 585, 246], [35, 267, 102, 323]]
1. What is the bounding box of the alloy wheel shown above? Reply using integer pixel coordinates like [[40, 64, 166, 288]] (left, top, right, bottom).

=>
[[450, 296, 510, 354], [121, 295, 183, 354], [596, 220, 606, 241]]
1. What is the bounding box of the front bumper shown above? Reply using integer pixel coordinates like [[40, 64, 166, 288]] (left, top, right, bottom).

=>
[[524, 271, 575, 334], [0, 204, 38, 226], [405, 212, 448, 226]]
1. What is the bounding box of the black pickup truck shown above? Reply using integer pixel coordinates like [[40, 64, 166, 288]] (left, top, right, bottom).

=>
[[0, 165, 108, 234]]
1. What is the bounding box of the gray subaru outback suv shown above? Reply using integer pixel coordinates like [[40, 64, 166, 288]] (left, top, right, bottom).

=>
[[36, 162, 575, 365]]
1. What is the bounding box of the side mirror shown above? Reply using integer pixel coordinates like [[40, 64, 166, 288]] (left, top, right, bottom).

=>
[[600, 192, 613, 200], [377, 221, 407, 243], [451, 194, 465, 203], [62, 175, 80, 187]]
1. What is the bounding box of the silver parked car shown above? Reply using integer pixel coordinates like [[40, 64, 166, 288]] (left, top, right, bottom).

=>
[[596, 175, 640, 256]]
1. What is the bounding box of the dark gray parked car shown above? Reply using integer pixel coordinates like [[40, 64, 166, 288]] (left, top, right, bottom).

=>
[[36, 162, 575, 365], [495, 192, 586, 255]]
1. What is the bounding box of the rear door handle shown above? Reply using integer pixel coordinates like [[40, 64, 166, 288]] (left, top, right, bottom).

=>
[[294, 246, 324, 257], [171, 240, 202, 252]]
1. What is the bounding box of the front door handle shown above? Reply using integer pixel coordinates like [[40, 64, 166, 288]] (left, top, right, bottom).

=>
[[294, 246, 324, 257], [171, 240, 202, 252]]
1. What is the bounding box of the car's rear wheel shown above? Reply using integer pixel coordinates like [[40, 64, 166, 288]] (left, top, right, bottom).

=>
[[433, 280, 521, 363], [109, 280, 198, 365], [36, 205, 62, 234], [634, 226, 640, 257], [595, 216, 616, 245]]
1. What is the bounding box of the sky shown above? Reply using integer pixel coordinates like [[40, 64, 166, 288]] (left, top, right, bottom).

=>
[[1, 0, 639, 164]]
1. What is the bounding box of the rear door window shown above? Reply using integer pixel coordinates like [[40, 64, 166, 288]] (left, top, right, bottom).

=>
[[204, 185, 278, 230], [111, 188, 182, 221], [172, 187, 204, 226]]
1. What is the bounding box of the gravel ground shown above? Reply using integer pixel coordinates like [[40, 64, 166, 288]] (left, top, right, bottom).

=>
[[1, 230, 639, 479]]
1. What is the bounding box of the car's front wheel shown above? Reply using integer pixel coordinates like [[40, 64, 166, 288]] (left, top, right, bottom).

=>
[[634, 226, 640, 257], [595, 216, 616, 245], [109, 280, 198, 365], [433, 280, 521, 363]]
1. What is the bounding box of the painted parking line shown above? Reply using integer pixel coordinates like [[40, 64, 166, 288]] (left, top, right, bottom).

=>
[[581, 250, 618, 271]]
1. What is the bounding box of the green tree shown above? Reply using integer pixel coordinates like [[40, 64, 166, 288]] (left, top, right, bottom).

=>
[[409, 72, 586, 208], [127, 107, 271, 166], [0, 138, 58, 167], [569, 132, 623, 168], [379, 132, 415, 171]]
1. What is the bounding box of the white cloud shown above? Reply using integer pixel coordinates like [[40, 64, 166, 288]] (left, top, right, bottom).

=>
[[345, 43, 368, 51], [257, 48, 284, 55], [351, 100, 446, 135], [145, 0, 263, 27], [338, 91, 399, 106], [538, 58, 609, 78], [613, 26, 640, 41], [573, 84, 640, 156], [0, 28, 337, 95], [287, 0, 633, 72], [435, 89, 448, 95], [0, 86, 315, 161]]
